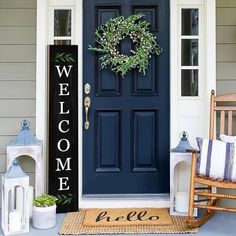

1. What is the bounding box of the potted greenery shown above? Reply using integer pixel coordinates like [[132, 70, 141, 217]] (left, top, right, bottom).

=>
[[32, 194, 58, 229]]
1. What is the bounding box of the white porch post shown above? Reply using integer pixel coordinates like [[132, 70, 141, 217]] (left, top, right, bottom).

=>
[[36, 0, 48, 193], [205, 0, 216, 133]]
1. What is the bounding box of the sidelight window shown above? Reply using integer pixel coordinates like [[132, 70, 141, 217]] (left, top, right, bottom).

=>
[[53, 9, 73, 45], [180, 8, 199, 97]]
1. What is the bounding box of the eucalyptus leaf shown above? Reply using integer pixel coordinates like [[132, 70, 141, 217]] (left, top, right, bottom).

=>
[[55, 52, 75, 63], [56, 193, 74, 205]]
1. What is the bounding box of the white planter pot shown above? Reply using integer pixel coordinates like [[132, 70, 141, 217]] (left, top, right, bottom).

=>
[[32, 205, 56, 229]]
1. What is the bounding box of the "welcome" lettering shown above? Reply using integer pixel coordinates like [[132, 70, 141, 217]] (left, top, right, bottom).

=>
[[55, 65, 73, 191]]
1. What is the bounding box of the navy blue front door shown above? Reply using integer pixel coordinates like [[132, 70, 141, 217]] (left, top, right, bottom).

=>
[[83, 0, 169, 194]]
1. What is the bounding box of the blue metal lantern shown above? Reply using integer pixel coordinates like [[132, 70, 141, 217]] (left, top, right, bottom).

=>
[[8, 120, 42, 146], [171, 131, 193, 153]]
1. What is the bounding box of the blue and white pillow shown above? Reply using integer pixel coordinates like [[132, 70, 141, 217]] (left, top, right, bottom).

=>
[[220, 134, 236, 181], [220, 134, 236, 144], [196, 137, 235, 181]]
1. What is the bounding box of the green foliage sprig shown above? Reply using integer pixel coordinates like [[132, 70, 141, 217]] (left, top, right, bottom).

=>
[[33, 194, 58, 207], [88, 13, 162, 77], [56, 193, 73, 205], [55, 52, 75, 63]]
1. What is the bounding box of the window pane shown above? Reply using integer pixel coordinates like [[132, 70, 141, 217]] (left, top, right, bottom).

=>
[[181, 39, 198, 66], [54, 10, 71, 36], [54, 40, 71, 45], [182, 9, 199, 35], [181, 70, 198, 96]]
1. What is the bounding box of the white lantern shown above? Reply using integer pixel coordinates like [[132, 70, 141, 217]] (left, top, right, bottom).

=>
[[170, 152, 197, 216], [1, 160, 29, 235], [7, 120, 44, 197]]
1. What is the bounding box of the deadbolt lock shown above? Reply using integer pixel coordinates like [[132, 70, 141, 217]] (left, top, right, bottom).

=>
[[84, 83, 91, 95]]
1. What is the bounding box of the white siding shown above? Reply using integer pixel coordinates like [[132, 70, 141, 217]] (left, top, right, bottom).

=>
[[0, 0, 36, 205], [216, 0, 236, 207]]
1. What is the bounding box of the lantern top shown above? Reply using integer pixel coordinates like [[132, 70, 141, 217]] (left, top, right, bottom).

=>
[[171, 131, 194, 153], [8, 120, 42, 146], [3, 159, 28, 178]]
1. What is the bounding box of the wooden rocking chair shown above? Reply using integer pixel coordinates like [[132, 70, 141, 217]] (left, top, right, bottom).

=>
[[186, 90, 236, 227]]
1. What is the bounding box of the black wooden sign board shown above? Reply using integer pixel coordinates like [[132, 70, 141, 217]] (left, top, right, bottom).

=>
[[49, 45, 78, 213]]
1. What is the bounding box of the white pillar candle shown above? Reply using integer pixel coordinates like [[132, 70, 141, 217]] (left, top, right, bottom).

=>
[[175, 191, 189, 212], [10, 189, 15, 212], [16, 186, 23, 218], [28, 186, 34, 218], [9, 210, 21, 232]]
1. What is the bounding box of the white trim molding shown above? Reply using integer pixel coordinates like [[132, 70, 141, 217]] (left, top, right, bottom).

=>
[[36, 0, 49, 192], [80, 195, 170, 209], [170, 0, 216, 149], [205, 0, 216, 130]]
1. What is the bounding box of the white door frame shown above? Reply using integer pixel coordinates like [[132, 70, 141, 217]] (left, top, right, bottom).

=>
[[36, 0, 216, 208]]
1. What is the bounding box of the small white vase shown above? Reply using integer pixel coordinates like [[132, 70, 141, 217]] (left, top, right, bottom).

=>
[[32, 205, 56, 229]]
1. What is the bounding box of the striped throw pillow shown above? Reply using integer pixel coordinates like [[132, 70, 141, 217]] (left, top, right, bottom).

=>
[[220, 134, 236, 144], [220, 134, 236, 181], [196, 137, 235, 181]]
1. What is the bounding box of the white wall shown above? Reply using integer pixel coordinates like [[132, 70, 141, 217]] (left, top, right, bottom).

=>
[[0, 0, 37, 206]]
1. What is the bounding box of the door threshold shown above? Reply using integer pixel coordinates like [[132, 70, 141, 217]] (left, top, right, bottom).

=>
[[80, 194, 170, 209], [83, 194, 169, 200]]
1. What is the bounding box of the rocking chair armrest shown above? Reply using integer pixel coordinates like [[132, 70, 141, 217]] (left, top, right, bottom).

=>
[[186, 149, 200, 154], [189, 150, 199, 171]]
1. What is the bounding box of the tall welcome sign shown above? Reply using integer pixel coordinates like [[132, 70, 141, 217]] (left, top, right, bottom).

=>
[[49, 45, 78, 213]]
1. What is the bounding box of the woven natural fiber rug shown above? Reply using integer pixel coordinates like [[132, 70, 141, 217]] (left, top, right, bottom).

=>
[[59, 209, 199, 235], [83, 208, 172, 227]]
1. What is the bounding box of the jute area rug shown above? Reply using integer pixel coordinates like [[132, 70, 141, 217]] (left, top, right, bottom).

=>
[[59, 208, 198, 235]]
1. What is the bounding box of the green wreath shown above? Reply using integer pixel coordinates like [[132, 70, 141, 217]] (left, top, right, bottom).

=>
[[88, 13, 162, 77]]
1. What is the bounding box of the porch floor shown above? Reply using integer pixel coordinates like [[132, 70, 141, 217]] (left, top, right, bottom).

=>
[[0, 211, 235, 235]]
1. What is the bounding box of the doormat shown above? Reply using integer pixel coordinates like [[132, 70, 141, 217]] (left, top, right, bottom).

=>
[[83, 208, 172, 227], [59, 209, 199, 235]]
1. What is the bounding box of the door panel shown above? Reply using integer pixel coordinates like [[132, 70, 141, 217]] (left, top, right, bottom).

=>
[[95, 7, 122, 97], [95, 110, 121, 172], [132, 110, 159, 172], [83, 0, 169, 194]]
